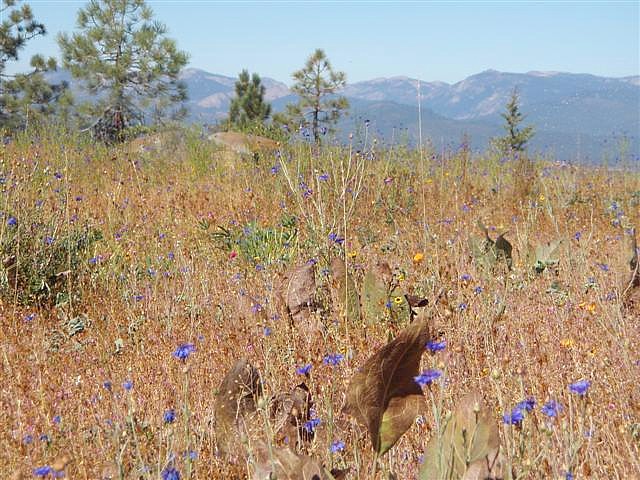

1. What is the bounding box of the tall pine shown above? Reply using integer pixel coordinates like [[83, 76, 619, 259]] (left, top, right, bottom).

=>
[[492, 88, 534, 156], [58, 0, 189, 142], [228, 70, 271, 129]]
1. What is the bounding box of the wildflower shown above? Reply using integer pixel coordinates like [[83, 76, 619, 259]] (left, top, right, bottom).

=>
[[565, 471, 574, 480], [474, 286, 483, 295], [103, 381, 112, 391], [303, 417, 321, 433], [393, 296, 403, 305], [460, 273, 472, 282], [7, 216, 17, 226], [426, 339, 446, 353], [229, 251, 238, 260], [53, 415, 61, 425], [348, 250, 357, 259], [462, 204, 470, 212], [569, 380, 591, 396], [54, 172, 63, 180], [33, 466, 53, 477], [270, 165, 280, 174], [328, 232, 344, 245], [560, 338, 575, 349], [414, 369, 442, 387], [458, 302, 468, 311], [502, 408, 524, 426], [596, 263, 609, 272], [23, 434, 33, 444], [24, 313, 36, 322], [385, 300, 392, 309], [263, 326, 272, 336], [413, 252, 424, 263], [574, 231, 581, 241], [384, 176, 393, 185], [123, 380, 133, 391], [173, 343, 196, 361], [44, 236, 55, 245], [161, 467, 180, 480], [330, 440, 345, 453], [164, 409, 176, 424], [39, 434, 49, 442], [541, 400, 563, 418], [296, 364, 312, 376], [323, 353, 344, 366], [516, 397, 536, 413], [318, 172, 330, 181]]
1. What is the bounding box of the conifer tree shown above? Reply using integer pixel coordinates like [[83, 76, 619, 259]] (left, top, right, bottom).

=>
[[228, 70, 271, 129], [0, 0, 67, 130], [58, 0, 188, 142], [492, 88, 534, 156], [286, 49, 348, 144]]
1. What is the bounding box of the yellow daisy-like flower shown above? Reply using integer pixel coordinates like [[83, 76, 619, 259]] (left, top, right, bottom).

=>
[[539, 194, 546, 201], [560, 338, 575, 349], [393, 296, 404, 305], [413, 252, 424, 264], [586, 303, 596, 314], [348, 250, 357, 259]]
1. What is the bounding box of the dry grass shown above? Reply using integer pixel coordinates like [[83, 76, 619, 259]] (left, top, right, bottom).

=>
[[1, 128, 638, 479]]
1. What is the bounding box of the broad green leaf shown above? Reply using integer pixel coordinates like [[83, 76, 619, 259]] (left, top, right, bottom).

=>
[[343, 316, 431, 455], [420, 392, 501, 480]]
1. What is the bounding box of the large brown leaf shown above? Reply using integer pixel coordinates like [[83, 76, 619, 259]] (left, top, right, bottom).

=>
[[271, 382, 314, 446], [342, 315, 431, 455], [214, 358, 262, 456], [420, 391, 502, 480], [251, 442, 337, 480]]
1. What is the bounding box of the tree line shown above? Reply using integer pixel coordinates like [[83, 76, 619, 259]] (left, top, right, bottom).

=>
[[1, 0, 533, 152]]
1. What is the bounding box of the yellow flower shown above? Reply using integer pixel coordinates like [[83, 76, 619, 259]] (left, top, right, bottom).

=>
[[348, 250, 357, 259], [480, 367, 490, 378], [539, 194, 546, 201], [560, 338, 575, 349], [586, 303, 596, 314], [393, 296, 404, 305], [413, 252, 424, 264]]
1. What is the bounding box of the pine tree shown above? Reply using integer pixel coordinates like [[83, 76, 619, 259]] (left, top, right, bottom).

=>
[[285, 49, 348, 145], [0, 0, 67, 130], [492, 88, 534, 156], [57, 0, 189, 142], [228, 70, 271, 129]]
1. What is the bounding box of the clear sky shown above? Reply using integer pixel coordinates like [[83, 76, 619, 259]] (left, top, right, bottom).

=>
[[5, 1, 640, 84]]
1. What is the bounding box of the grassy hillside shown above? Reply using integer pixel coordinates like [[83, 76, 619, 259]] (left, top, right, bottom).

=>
[[1, 128, 638, 479]]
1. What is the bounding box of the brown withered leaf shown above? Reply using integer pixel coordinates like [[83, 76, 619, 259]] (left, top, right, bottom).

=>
[[251, 442, 337, 480], [343, 314, 431, 455], [271, 383, 314, 446], [214, 358, 262, 456], [420, 391, 502, 480], [281, 263, 317, 323], [623, 228, 640, 312]]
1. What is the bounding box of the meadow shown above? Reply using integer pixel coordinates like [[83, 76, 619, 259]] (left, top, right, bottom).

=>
[[1, 127, 638, 479]]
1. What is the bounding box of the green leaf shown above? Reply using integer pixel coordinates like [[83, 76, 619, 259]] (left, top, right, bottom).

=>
[[343, 316, 431, 455], [420, 392, 502, 480], [361, 270, 388, 325], [331, 257, 361, 323]]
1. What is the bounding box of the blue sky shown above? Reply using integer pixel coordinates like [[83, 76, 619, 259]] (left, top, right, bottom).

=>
[[6, 1, 640, 84]]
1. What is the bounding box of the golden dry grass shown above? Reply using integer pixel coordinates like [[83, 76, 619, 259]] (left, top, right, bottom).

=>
[[1, 130, 638, 479]]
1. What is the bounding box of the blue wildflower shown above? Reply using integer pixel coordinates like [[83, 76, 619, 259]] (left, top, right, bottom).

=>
[[565, 471, 574, 480], [103, 381, 112, 391], [318, 173, 330, 181], [53, 415, 61, 425], [173, 343, 196, 361], [458, 302, 468, 311], [24, 313, 36, 322], [474, 286, 483, 295], [39, 434, 50, 442], [414, 369, 442, 387], [569, 380, 591, 396], [516, 397, 536, 413], [164, 409, 176, 424], [541, 400, 563, 418], [330, 440, 345, 453], [574, 231, 581, 241], [23, 434, 33, 445], [296, 364, 312, 375], [502, 408, 524, 426], [460, 273, 472, 281], [161, 467, 180, 480], [426, 339, 446, 353], [7, 216, 17, 226], [123, 380, 133, 391], [33, 466, 53, 477], [328, 232, 344, 245], [44, 236, 55, 245], [596, 263, 609, 272], [323, 353, 344, 366], [303, 417, 321, 433], [263, 326, 272, 336]]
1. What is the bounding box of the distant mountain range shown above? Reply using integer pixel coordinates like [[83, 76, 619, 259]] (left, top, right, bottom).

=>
[[50, 67, 640, 161]]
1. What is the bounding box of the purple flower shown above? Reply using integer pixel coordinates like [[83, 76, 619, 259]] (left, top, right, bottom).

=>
[[596, 263, 609, 272], [54, 172, 63, 180], [103, 381, 112, 391], [173, 343, 196, 361], [458, 302, 467, 311], [263, 326, 272, 336], [318, 173, 330, 181], [164, 409, 176, 424], [328, 232, 345, 245], [270, 165, 280, 174], [303, 417, 321, 433], [44, 236, 55, 245], [53, 415, 61, 424], [541, 400, 563, 418], [33, 466, 53, 477], [296, 364, 312, 375], [330, 440, 345, 453], [574, 231, 581, 241], [123, 380, 133, 391], [460, 273, 472, 281], [24, 313, 36, 322], [161, 467, 180, 480], [323, 353, 344, 366], [516, 397, 536, 413], [474, 286, 483, 295], [23, 434, 33, 445], [414, 369, 442, 387], [7, 216, 17, 226], [502, 408, 524, 426], [426, 339, 446, 353], [569, 380, 591, 396]]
